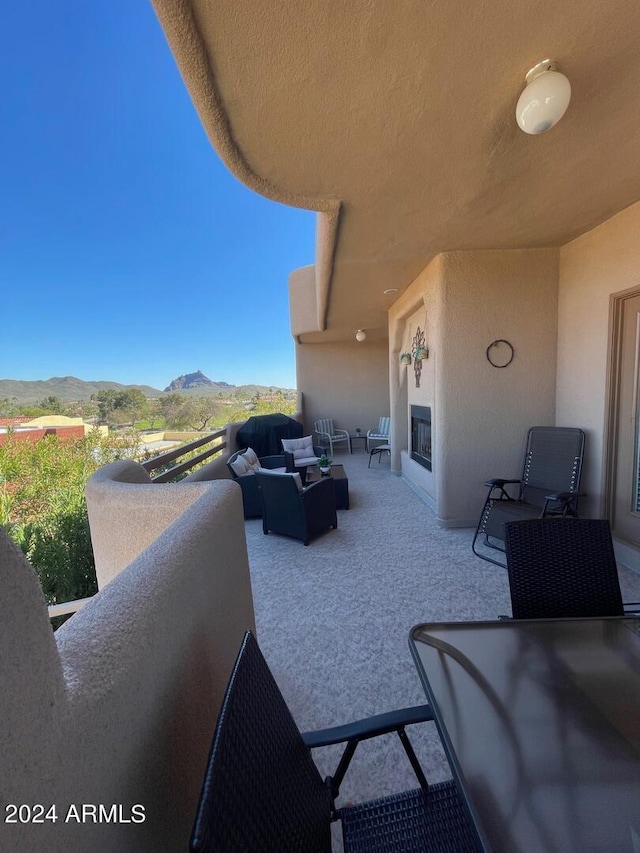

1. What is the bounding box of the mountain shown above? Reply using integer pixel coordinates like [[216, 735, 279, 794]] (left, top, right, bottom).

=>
[[164, 370, 232, 393], [0, 375, 296, 405], [0, 376, 164, 404]]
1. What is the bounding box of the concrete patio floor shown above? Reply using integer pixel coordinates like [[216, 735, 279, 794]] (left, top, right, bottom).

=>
[[240, 447, 640, 845]]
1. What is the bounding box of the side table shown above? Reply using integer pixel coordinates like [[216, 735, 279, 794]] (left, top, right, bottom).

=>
[[349, 433, 367, 452]]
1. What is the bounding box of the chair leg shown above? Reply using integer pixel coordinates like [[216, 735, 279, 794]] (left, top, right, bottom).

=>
[[471, 523, 507, 568], [397, 728, 429, 793]]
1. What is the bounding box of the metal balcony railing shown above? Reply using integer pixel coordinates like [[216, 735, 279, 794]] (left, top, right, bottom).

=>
[[141, 428, 227, 482]]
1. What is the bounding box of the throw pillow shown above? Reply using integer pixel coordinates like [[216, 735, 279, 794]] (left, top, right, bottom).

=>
[[229, 452, 250, 476], [281, 435, 314, 461], [244, 447, 259, 467]]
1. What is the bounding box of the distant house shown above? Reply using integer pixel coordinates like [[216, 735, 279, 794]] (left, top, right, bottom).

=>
[[0, 415, 108, 446]]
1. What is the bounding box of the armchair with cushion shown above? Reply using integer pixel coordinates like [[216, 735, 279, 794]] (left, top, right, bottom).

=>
[[314, 418, 351, 456], [281, 434, 326, 481], [256, 469, 338, 545], [366, 416, 390, 452], [226, 447, 290, 519]]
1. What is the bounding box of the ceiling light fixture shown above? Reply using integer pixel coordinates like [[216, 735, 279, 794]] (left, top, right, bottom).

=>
[[355, 329, 366, 342], [515, 59, 571, 135], [383, 288, 398, 295]]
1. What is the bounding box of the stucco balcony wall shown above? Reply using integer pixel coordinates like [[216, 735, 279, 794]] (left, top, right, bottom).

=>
[[0, 467, 255, 853]]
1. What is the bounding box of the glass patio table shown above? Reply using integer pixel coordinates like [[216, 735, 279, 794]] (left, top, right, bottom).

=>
[[409, 617, 640, 852]]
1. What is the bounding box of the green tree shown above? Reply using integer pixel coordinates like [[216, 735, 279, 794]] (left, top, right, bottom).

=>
[[158, 393, 185, 428], [0, 430, 140, 612], [91, 388, 148, 426], [160, 395, 221, 431], [0, 398, 18, 417], [91, 389, 119, 423], [37, 395, 67, 414]]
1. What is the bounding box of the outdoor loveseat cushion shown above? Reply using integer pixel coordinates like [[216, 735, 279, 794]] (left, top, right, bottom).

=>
[[281, 435, 319, 468], [226, 448, 288, 518], [228, 447, 262, 476]]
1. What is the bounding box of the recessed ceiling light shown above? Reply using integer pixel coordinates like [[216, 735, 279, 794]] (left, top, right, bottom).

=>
[[383, 288, 398, 295]]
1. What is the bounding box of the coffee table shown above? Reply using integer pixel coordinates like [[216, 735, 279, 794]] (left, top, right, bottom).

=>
[[305, 464, 349, 509]]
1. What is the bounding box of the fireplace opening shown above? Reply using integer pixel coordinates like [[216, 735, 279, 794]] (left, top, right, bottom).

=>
[[411, 405, 432, 471]]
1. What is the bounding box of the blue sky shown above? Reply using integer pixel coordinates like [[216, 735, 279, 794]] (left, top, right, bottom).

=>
[[2, 1, 315, 391]]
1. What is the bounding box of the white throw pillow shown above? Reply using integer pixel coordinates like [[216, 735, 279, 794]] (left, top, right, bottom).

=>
[[229, 453, 250, 476], [244, 447, 259, 466], [281, 435, 314, 461]]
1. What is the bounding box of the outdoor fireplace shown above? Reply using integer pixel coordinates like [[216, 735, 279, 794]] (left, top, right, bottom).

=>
[[411, 405, 432, 471]]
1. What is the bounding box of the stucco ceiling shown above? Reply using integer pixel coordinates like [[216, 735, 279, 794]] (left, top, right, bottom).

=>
[[152, 0, 640, 341]]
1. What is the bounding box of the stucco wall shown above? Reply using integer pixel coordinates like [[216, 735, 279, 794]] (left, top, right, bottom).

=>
[[391, 249, 558, 526], [557, 200, 640, 517], [296, 339, 390, 439], [23, 415, 108, 437], [0, 471, 255, 852], [289, 264, 319, 336]]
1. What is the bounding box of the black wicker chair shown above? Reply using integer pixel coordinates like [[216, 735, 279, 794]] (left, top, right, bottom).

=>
[[472, 426, 585, 567], [503, 517, 633, 618], [226, 449, 291, 518], [190, 631, 479, 853], [256, 469, 337, 545]]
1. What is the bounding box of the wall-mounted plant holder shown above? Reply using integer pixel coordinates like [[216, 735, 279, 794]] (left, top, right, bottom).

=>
[[400, 352, 412, 365], [412, 327, 427, 387]]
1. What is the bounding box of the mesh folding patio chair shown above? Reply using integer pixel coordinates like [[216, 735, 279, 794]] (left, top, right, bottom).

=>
[[314, 418, 351, 456], [190, 631, 479, 853], [504, 517, 639, 618], [472, 426, 585, 567]]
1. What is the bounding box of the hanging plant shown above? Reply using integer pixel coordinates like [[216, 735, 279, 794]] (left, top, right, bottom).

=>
[[400, 352, 412, 365], [413, 344, 429, 361]]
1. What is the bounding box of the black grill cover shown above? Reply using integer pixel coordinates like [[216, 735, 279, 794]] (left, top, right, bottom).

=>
[[236, 413, 303, 457]]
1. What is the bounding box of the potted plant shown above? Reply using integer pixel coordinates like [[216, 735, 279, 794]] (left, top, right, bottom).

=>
[[400, 352, 412, 365], [317, 454, 332, 475], [413, 345, 428, 361]]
